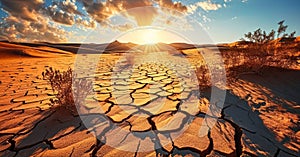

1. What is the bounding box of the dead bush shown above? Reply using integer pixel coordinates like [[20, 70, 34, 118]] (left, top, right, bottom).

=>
[[42, 67, 93, 112], [195, 65, 211, 90]]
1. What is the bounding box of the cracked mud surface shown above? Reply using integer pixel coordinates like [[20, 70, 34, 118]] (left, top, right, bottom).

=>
[[0, 50, 299, 157]]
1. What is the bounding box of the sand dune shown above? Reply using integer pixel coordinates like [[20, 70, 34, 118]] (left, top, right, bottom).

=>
[[0, 42, 73, 59], [228, 67, 300, 154]]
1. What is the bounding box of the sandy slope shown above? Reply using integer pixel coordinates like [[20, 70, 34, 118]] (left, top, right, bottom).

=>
[[0, 42, 73, 59], [228, 68, 300, 154], [0, 44, 299, 157]]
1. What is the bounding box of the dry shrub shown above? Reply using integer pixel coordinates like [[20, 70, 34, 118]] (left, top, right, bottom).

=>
[[195, 65, 211, 90], [222, 42, 299, 79], [42, 67, 92, 112], [224, 48, 270, 78]]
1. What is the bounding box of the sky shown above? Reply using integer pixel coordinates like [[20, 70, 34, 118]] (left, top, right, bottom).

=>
[[0, 0, 299, 44]]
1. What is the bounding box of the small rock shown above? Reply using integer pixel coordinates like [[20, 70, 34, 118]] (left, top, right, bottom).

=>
[[245, 94, 252, 101], [258, 102, 266, 106]]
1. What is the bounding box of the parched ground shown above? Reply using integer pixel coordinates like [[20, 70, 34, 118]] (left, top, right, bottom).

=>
[[0, 48, 299, 157]]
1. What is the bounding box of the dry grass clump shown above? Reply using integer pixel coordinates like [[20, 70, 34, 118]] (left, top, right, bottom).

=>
[[222, 41, 299, 79], [195, 65, 211, 90], [224, 20, 298, 78], [42, 67, 92, 112], [229, 52, 266, 76]]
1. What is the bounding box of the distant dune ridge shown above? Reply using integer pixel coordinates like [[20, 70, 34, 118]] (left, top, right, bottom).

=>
[[0, 42, 73, 59], [0, 39, 222, 59], [0, 40, 139, 58]]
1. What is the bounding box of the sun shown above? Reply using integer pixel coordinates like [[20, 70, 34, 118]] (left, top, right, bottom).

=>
[[117, 27, 186, 45], [141, 29, 160, 44]]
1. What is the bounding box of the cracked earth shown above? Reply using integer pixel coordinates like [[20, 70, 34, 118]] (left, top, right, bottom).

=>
[[0, 49, 299, 157]]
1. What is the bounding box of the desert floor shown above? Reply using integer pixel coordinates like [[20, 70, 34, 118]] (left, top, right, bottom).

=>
[[0, 45, 299, 157]]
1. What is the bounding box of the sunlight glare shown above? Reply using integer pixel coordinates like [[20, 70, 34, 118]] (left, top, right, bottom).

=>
[[141, 29, 159, 44], [118, 27, 186, 45]]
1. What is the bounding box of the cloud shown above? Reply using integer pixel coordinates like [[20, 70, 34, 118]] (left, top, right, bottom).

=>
[[0, 1, 69, 42], [0, 16, 68, 42], [125, 7, 158, 26], [45, 0, 86, 26], [81, 0, 113, 25], [188, 0, 222, 13], [81, 0, 157, 26], [202, 14, 211, 22], [197, 0, 222, 11], [112, 23, 134, 32], [154, 0, 187, 12], [153, 11, 193, 30], [223, 0, 232, 8], [81, 0, 188, 26], [242, 0, 248, 3], [231, 16, 237, 20], [76, 17, 97, 29], [56, 0, 83, 15], [0, 0, 192, 42], [46, 5, 75, 25], [0, 0, 44, 21]]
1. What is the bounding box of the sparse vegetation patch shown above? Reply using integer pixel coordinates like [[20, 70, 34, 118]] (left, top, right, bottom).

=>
[[42, 67, 92, 112]]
